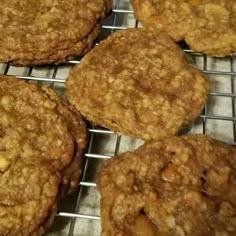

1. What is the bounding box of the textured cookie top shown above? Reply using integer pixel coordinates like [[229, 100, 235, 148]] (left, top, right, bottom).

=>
[[0, 162, 60, 236], [67, 29, 209, 141], [0, 77, 86, 235], [130, 0, 236, 57], [0, 77, 74, 170], [98, 135, 236, 236], [0, 0, 111, 65]]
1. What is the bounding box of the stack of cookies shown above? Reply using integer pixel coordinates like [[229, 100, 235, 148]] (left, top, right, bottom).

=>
[[0, 77, 86, 235], [0, 0, 236, 235]]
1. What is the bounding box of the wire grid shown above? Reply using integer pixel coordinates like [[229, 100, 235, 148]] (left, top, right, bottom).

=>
[[0, 0, 236, 235]]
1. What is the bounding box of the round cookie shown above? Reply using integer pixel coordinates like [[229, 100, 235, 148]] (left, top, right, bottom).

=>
[[130, 0, 236, 57], [97, 134, 236, 236], [0, 76, 86, 235], [66, 29, 209, 141], [0, 0, 111, 65]]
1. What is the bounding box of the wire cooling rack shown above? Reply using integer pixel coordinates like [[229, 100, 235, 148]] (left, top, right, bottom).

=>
[[0, 0, 236, 235]]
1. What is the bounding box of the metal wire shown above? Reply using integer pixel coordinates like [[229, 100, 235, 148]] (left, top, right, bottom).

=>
[[0, 0, 235, 235]]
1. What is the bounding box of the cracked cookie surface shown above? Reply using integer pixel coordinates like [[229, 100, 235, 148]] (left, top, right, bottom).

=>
[[131, 0, 236, 57], [98, 134, 236, 236], [67, 29, 209, 141]]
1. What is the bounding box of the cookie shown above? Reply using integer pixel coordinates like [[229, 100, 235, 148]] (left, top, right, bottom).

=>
[[130, 0, 236, 57], [0, 0, 111, 65], [97, 134, 236, 236], [0, 76, 86, 235], [66, 29, 209, 141]]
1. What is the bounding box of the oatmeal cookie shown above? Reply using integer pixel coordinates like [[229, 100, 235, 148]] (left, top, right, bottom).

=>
[[0, 0, 111, 65], [97, 134, 236, 236], [67, 29, 209, 141], [0, 76, 86, 235], [130, 0, 236, 57]]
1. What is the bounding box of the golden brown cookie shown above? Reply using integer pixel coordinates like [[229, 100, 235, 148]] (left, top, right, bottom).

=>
[[66, 29, 209, 141], [0, 76, 86, 236], [130, 0, 236, 57], [97, 134, 236, 236], [0, 0, 111, 65]]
